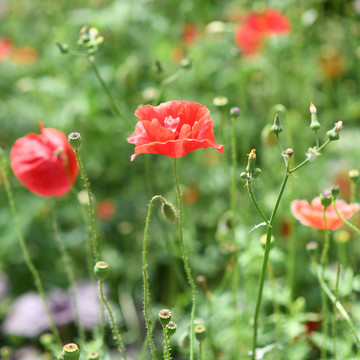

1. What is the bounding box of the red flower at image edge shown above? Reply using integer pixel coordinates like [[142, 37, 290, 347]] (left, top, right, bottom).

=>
[[10, 123, 78, 197], [127, 101, 224, 160], [235, 8, 291, 57], [0, 37, 13, 61], [291, 197, 360, 231]]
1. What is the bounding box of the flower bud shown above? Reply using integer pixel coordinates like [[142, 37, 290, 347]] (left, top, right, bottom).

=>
[[246, 149, 257, 174], [327, 121, 343, 141], [166, 321, 177, 336], [62, 343, 80, 360], [55, 41, 69, 54], [320, 191, 332, 208], [306, 241, 319, 257], [309, 102, 320, 130], [349, 169, 359, 182], [331, 185, 340, 199], [39, 333, 54, 348], [159, 309, 172, 326], [68, 132, 82, 151], [162, 202, 177, 223], [87, 352, 100, 360], [180, 57, 192, 69], [213, 96, 228, 107], [94, 261, 110, 281], [194, 324, 207, 342], [230, 107, 241, 118], [271, 114, 283, 135]]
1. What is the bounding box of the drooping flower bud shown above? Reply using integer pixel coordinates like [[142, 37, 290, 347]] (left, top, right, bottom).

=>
[[94, 261, 110, 281], [327, 121, 343, 141], [331, 185, 340, 199], [309, 102, 320, 130], [162, 202, 177, 223], [159, 309, 172, 326], [68, 132, 82, 151], [194, 324, 207, 342], [62, 343, 80, 360], [320, 191, 332, 208], [166, 321, 177, 336], [271, 114, 283, 135]]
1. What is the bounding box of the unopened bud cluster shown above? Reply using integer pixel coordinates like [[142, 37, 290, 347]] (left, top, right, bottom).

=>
[[78, 26, 104, 54]]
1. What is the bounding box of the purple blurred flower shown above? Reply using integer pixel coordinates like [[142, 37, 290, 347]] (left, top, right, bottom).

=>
[[2, 281, 103, 337]]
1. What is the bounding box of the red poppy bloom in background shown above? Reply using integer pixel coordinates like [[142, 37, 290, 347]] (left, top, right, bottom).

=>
[[10, 123, 78, 197], [127, 101, 224, 161], [291, 197, 360, 231], [235, 8, 291, 57], [0, 37, 13, 61]]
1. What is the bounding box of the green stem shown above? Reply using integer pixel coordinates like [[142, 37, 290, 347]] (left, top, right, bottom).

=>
[[333, 263, 341, 360], [87, 56, 131, 130], [333, 199, 360, 236], [98, 280, 127, 359], [142, 195, 167, 360], [52, 202, 86, 343], [246, 183, 270, 226], [75, 150, 99, 262], [289, 139, 331, 174], [320, 207, 330, 360], [173, 158, 197, 360], [251, 162, 289, 360], [199, 341, 203, 360], [313, 260, 360, 347], [0, 151, 62, 348], [163, 326, 170, 360]]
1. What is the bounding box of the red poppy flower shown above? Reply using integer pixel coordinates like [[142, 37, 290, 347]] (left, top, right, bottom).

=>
[[127, 101, 224, 161], [291, 197, 360, 231], [235, 8, 291, 57], [0, 37, 13, 61], [10, 123, 78, 197]]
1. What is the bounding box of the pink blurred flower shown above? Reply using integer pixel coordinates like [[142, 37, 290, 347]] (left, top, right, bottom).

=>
[[291, 197, 360, 231], [0, 37, 13, 61]]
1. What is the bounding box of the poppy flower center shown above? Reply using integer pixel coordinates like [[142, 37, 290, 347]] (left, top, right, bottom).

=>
[[164, 116, 180, 133], [53, 146, 64, 158]]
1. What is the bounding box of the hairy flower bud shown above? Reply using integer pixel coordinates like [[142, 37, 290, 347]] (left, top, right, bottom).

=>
[[68, 132, 82, 151], [162, 202, 177, 223], [166, 321, 177, 336], [159, 309, 172, 326]]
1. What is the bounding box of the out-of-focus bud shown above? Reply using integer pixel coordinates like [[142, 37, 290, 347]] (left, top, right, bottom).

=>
[[331, 185, 340, 199], [349, 169, 359, 182], [62, 343, 80, 360]]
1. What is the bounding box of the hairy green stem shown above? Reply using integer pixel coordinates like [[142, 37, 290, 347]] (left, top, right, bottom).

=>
[[0, 151, 61, 348], [53, 202, 86, 342], [98, 280, 127, 359], [246, 183, 270, 226], [163, 326, 170, 360], [173, 158, 197, 360], [75, 150, 99, 263]]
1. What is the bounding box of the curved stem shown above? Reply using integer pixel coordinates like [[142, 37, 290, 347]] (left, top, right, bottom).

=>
[[52, 201, 86, 343], [98, 280, 127, 359], [0, 152, 62, 348], [173, 158, 197, 360], [246, 182, 270, 226], [333, 200, 360, 236], [87, 56, 131, 130], [75, 150, 99, 263], [332, 263, 341, 360]]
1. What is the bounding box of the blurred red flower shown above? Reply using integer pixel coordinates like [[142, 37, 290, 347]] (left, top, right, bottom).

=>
[[12, 46, 39, 65], [0, 37, 13, 61], [235, 8, 291, 57], [183, 24, 198, 45], [10, 123, 78, 197], [291, 197, 360, 231], [127, 101, 224, 160], [96, 199, 116, 221]]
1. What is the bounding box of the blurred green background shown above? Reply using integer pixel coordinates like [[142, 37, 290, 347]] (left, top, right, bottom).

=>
[[1, 0, 360, 359]]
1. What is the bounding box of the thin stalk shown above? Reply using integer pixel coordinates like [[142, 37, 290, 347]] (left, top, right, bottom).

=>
[[199, 341, 203, 360], [246, 183, 270, 226], [142, 195, 166, 360], [52, 202, 86, 343], [87, 56, 131, 130], [313, 260, 360, 347], [332, 263, 341, 360], [163, 327, 170, 360], [0, 151, 61, 348], [75, 150, 99, 262], [289, 139, 331, 174], [320, 208, 330, 360], [251, 162, 289, 360], [173, 158, 197, 360], [98, 280, 127, 359], [268, 261, 281, 342], [333, 199, 360, 236]]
